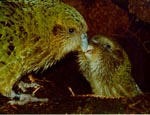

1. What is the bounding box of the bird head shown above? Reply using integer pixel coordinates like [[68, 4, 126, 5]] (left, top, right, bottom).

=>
[[50, 3, 88, 60], [79, 35, 131, 76]]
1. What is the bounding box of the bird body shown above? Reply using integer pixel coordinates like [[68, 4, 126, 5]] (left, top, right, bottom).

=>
[[78, 35, 142, 97], [0, 0, 88, 104]]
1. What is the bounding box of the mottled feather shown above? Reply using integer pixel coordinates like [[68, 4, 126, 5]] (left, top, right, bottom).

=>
[[0, 0, 88, 103]]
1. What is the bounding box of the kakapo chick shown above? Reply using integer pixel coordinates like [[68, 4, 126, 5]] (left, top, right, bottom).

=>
[[0, 0, 88, 104], [78, 35, 142, 97]]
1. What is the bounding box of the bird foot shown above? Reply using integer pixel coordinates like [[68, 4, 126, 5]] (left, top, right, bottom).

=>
[[18, 81, 40, 92], [8, 93, 48, 105]]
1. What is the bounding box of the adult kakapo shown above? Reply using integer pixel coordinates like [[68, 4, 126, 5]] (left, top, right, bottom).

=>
[[78, 35, 142, 97], [0, 0, 88, 104]]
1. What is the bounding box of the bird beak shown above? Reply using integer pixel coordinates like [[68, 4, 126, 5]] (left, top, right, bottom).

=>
[[81, 33, 88, 52]]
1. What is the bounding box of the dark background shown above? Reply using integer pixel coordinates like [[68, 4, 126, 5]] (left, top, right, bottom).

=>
[[0, 0, 150, 113]]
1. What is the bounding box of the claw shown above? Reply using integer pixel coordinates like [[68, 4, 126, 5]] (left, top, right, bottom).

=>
[[18, 81, 40, 92], [6, 88, 48, 105], [8, 93, 48, 105]]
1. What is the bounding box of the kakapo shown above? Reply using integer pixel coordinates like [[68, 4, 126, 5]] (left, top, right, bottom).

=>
[[0, 0, 88, 104], [78, 35, 142, 97]]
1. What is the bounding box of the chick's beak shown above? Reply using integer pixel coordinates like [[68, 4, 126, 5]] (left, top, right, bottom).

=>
[[81, 33, 88, 52]]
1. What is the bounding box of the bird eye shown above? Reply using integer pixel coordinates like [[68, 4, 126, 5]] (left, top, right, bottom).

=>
[[68, 28, 75, 33], [104, 44, 111, 49]]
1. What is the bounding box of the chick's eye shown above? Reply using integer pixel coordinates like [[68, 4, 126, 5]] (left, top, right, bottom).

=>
[[104, 44, 111, 49], [68, 28, 75, 33]]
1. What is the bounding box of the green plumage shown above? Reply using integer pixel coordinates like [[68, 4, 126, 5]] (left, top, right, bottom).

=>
[[0, 0, 87, 100]]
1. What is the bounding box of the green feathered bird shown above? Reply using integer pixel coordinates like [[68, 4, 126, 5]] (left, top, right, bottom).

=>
[[0, 0, 88, 104]]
